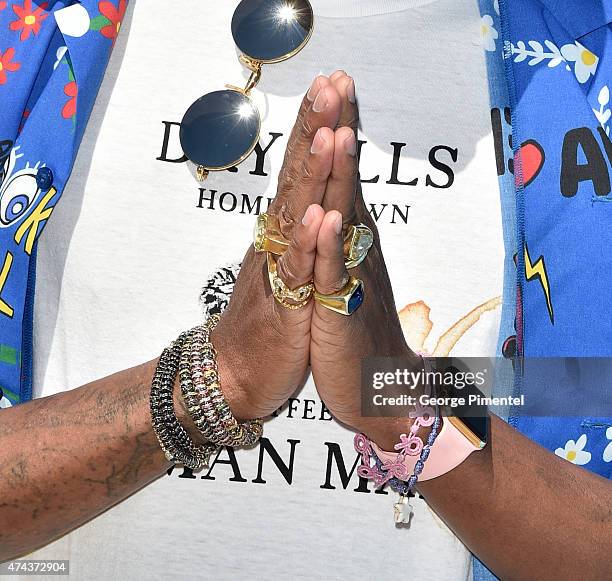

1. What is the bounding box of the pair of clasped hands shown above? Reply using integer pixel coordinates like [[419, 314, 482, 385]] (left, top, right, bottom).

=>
[[211, 71, 420, 450]]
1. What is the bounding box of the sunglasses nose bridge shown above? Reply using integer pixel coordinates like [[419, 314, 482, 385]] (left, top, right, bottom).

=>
[[237, 55, 263, 95], [244, 67, 262, 95], [225, 71, 262, 98]]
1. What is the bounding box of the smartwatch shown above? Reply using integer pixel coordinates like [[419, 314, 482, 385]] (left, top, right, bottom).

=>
[[371, 359, 489, 481]]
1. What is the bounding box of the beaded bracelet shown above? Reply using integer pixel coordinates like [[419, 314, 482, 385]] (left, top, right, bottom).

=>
[[151, 315, 264, 469], [180, 320, 228, 444], [150, 333, 217, 470], [179, 315, 263, 448]]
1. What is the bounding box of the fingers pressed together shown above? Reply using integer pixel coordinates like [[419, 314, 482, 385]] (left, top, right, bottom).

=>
[[273, 70, 361, 301]]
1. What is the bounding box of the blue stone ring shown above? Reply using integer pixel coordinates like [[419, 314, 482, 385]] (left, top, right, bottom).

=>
[[314, 276, 364, 316]]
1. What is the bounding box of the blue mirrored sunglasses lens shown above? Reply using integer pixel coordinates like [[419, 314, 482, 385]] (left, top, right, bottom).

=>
[[179, 90, 260, 170], [232, 0, 313, 62]]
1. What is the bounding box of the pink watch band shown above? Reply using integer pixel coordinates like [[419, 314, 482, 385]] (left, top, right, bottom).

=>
[[371, 416, 482, 481]]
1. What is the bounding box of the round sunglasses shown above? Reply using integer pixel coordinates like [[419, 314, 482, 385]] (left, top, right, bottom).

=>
[[179, 0, 314, 181]]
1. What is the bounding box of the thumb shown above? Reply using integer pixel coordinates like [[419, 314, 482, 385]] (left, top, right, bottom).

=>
[[273, 204, 325, 316], [314, 210, 351, 297]]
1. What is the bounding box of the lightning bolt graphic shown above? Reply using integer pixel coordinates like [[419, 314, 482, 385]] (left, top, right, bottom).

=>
[[524, 245, 554, 324]]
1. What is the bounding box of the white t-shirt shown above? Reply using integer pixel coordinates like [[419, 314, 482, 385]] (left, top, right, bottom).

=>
[[29, 1, 503, 579]]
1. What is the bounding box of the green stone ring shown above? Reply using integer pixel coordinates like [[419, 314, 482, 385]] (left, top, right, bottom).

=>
[[343, 224, 374, 269]]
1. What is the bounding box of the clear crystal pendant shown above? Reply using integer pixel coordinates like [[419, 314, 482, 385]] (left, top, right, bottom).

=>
[[393, 494, 413, 524]]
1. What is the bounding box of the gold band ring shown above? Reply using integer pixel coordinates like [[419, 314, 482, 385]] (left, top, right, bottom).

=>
[[254, 213, 290, 255], [254, 214, 374, 269], [314, 276, 365, 316]]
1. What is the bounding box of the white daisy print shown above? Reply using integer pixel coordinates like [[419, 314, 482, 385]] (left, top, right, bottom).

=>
[[0, 390, 12, 409], [480, 15, 499, 52], [494, 0, 500, 16], [560, 41, 599, 84], [555, 434, 591, 465], [604, 427, 612, 463]]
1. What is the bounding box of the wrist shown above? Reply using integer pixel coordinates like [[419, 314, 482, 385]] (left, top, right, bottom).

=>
[[357, 348, 430, 450], [216, 357, 253, 422], [361, 417, 407, 451], [210, 326, 254, 422]]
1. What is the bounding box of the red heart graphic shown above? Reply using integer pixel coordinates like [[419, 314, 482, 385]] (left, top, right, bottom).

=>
[[515, 140, 545, 187]]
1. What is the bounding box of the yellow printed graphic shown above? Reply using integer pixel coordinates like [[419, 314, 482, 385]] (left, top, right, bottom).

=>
[[0, 252, 14, 318], [525, 245, 554, 324], [14, 187, 57, 255]]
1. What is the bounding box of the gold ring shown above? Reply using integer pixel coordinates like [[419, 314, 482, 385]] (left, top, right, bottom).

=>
[[267, 253, 314, 310], [314, 276, 365, 316], [343, 223, 374, 269], [254, 214, 374, 270], [254, 213, 290, 255]]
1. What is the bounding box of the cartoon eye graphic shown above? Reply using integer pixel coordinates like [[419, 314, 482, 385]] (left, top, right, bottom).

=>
[[0, 170, 41, 227]]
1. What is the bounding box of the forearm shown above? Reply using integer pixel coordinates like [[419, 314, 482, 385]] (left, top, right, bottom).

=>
[[0, 360, 170, 561], [419, 415, 611, 580]]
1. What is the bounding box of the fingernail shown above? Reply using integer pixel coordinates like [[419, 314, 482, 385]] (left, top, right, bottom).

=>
[[302, 205, 315, 226], [307, 77, 320, 102], [311, 128, 326, 154], [347, 77, 356, 104], [344, 132, 357, 157], [333, 213, 343, 235], [312, 88, 328, 113], [330, 69, 347, 81]]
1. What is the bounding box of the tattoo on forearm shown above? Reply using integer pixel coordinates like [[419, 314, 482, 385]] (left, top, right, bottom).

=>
[[0, 362, 167, 560]]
